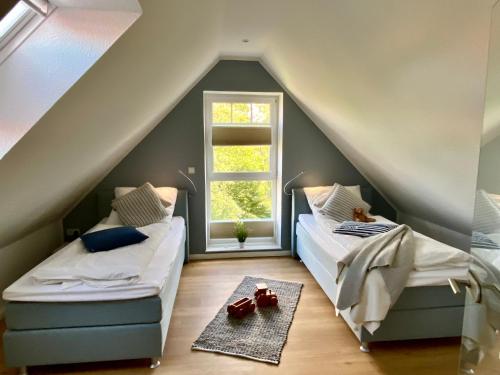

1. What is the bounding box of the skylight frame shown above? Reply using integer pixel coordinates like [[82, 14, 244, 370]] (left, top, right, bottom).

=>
[[0, 1, 53, 65], [0, 1, 37, 50]]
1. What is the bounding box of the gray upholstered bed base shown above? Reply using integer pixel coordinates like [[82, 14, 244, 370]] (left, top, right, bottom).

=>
[[291, 188, 465, 350], [2, 190, 189, 371]]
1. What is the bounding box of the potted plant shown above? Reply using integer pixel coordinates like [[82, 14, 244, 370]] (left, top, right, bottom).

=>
[[234, 220, 248, 249]]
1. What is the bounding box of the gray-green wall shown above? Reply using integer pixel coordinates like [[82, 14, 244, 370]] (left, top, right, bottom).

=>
[[64, 60, 395, 254]]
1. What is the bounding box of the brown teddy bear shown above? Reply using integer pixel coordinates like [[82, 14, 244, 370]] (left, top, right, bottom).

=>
[[353, 208, 376, 223]]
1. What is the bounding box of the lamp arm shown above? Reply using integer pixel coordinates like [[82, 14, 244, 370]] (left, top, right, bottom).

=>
[[283, 171, 304, 196], [178, 170, 197, 194]]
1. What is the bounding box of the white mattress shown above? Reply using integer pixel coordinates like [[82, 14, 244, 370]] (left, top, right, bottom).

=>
[[3, 217, 185, 302], [298, 214, 468, 287]]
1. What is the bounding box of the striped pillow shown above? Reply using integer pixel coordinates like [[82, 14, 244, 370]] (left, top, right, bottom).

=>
[[111, 182, 168, 227], [471, 231, 500, 249], [473, 190, 500, 234], [319, 183, 371, 222], [334, 221, 397, 237]]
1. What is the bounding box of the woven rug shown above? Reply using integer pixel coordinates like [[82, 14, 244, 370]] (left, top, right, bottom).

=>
[[192, 276, 303, 365]]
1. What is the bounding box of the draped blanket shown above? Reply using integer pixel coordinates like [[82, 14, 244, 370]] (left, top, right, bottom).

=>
[[336, 225, 415, 333]]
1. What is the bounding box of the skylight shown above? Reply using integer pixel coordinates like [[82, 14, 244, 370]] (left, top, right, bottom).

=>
[[0, 1, 36, 50]]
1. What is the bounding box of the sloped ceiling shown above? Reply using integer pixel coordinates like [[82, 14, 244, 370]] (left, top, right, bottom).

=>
[[219, 0, 493, 234], [0, 3, 141, 159], [0, 0, 495, 248]]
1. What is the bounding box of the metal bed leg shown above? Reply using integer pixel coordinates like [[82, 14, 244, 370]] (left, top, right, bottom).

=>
[[19, 366, 28, 375], [149, 357, 161, 369], [461, 369, 475, 375], [359, 342, 370, 353]]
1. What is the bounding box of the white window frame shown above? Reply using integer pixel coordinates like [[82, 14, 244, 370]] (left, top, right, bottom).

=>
[[0, 1, 53, 65], [204, 91, 283, 251]]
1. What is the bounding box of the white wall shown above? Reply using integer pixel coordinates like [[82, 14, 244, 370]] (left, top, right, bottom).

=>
[[0, 221, 62, 316]]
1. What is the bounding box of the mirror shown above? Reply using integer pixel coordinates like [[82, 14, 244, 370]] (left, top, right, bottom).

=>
[[459, 3, 500, 374]]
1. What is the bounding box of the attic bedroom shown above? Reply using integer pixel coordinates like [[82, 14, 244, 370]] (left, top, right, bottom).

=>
[[0, 1, 498, 374]]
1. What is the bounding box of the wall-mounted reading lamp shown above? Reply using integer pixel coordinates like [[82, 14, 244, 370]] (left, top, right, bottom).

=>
[[283, 171, 305, 196], [178, 170, 197, 195]]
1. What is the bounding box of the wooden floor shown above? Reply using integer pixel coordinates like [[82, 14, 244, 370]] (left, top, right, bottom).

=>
[[0, 257, 462, 375]]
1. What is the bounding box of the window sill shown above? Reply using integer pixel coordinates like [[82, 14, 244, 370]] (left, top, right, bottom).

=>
[[206, 240, 281, 253]]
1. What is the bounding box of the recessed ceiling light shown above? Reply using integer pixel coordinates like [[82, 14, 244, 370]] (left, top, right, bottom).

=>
[[242, 39, 249, 43]]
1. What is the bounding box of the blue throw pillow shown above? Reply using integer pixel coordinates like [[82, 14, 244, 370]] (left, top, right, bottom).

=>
[[81, 226, 149, 253]]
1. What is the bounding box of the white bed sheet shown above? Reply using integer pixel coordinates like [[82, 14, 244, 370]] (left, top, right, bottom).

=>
[[3, 217, 185, 302], [298, 214, 468, 287]]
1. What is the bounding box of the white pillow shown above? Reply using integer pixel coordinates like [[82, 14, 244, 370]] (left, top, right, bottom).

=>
[[304, 185, 362, 210], [115, 186, 178, 221], [105, 209, 123, 225]]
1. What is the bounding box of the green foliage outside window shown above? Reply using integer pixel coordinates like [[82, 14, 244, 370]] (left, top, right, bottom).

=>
[[214, 146, 270, 173], [232, 103, 251, 123], [211, 181, 272, 221], [212, 103, 231, 123], [212, 102, 270, 124]]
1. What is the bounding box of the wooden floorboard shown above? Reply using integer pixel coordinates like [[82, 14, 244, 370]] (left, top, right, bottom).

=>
[[0, 257, 461, 374]]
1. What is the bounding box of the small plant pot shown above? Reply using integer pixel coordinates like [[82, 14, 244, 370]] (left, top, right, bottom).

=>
[[238, 241, 245, 249]]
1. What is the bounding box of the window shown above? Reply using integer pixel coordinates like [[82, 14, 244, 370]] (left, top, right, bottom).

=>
[[0, 1, 49, 63], [204, 92, 283, 250]]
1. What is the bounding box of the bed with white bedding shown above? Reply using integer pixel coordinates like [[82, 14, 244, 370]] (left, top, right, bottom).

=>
[[3, 217, 185, 302], [2, 189, 189, 372], [291, 187, 468, 351], [298, 214, 469, 287]]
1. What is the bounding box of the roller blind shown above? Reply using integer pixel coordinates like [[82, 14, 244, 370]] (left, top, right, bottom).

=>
[[212, 126, 272, 146]]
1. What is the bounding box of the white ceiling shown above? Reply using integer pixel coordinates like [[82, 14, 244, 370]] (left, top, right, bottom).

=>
[[225, 0, 493, 234], [0, 0, 495, 248]]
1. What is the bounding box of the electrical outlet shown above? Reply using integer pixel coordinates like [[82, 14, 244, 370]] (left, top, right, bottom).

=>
[[188, 167, 195, 174], [66, 228, 81, 238]]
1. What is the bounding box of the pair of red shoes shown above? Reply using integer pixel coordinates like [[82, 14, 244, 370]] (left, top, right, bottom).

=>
[[227, 283, 278, 319]]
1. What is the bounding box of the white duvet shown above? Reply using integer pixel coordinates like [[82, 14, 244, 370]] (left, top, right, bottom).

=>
[[30, 222, 171, 288], [314, 214, 471, 273], [304, 187, 470, 272]]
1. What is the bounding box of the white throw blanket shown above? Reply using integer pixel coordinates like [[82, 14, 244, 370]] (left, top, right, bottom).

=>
[[31, 222, 170, 288], [333, 223, 471, 333], [336, 225, 415, 334]]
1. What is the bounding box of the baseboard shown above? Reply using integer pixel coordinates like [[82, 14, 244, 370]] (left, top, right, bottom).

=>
[[189, 250, 291, 260]]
